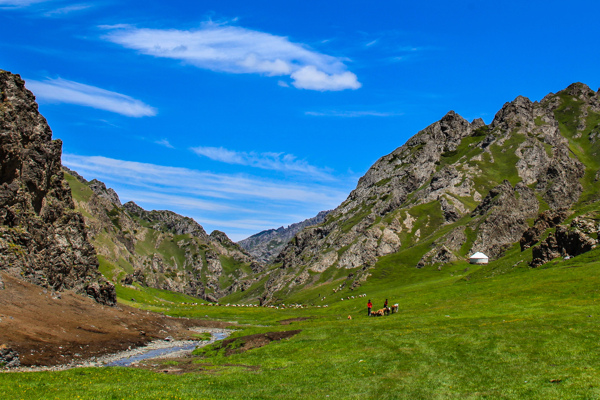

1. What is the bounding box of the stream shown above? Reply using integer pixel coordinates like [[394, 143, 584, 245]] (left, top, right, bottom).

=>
[[104, 330, 231, 367]]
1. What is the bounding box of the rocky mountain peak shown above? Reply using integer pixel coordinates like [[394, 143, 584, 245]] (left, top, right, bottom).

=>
[[238, 210, 331, 264], [88, 179, 121, 207], [210, 230, 235, 245], [123, 201, 209, 240], [0, 70, 115, 305]]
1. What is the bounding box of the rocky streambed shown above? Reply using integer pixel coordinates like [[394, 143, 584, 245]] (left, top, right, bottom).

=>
[[1, 328, 232, 373]]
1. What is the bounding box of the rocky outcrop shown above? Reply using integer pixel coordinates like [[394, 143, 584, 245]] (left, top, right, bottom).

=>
[[0, 70, 115, 305], [88, 179, 121, 206], [238, 210, 331, 264], [0, 344, 20, 369], [124, 201, 209, 240], [520, 209, 570, 250], [470, 181, 539, 259], [531, 224, 597, 267]]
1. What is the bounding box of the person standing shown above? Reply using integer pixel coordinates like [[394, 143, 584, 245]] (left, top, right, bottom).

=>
[[384, 299, 388, 308], [367, 299, 373, 316]]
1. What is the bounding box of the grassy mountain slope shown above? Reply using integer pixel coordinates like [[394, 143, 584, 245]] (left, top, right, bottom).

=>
[[64, 171, 262, 303], [249, 83, 599, 304]]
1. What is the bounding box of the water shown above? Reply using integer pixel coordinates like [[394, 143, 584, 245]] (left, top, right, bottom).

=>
[[105, 331, 230, 367]]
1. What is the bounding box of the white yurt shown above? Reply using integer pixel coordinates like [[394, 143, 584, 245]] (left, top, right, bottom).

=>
[[469, 252, 489, 265]]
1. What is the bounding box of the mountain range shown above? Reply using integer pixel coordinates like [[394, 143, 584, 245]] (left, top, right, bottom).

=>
[[1, 68, 599, 307]]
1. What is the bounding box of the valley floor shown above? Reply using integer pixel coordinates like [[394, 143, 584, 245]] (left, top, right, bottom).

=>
[[2, 249, 600, 399]]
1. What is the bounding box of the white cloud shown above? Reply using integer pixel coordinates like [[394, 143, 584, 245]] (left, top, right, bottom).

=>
[[291, 66, 361, 91], [101, 23, 361, 91], [62, 154, 346, 204], [26, 78, 157, 117], [62, 154, 352, 239], [190, 146, 334, 180], [305, 110, 402, 117], [0, 0, 48, 6], [43, 4, 92, 16], [155, 139, 174, 148]]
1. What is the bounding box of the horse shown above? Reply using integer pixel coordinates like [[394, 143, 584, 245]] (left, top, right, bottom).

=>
[[371, 309, 385, 316]]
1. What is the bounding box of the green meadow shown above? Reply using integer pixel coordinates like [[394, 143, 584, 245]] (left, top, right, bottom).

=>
[[2, 246, 600, 399]]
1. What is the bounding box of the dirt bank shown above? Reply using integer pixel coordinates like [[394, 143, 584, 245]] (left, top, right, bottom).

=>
[[0, 273, 229, 367]]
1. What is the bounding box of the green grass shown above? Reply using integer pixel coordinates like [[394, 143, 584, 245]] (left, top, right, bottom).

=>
[[63, 172, 94, 203], [553, 94, 600, 206], [339, 203, 374, 233], [4, 248, 600, 399]]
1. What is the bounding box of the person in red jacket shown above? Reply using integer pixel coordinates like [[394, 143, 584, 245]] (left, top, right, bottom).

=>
[[367, 299, 373, 316]]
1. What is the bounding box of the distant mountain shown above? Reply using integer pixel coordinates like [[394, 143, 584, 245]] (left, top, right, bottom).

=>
[[238, 211, 331, 264], [63, 170, 263, 302], [0, 70, 115, 305], [255, 83, 600, 303]]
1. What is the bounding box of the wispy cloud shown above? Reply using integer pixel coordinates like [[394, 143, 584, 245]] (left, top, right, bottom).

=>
[[62, 154, 347, 204], [0, 0, 48, 7], [62, 154, 352, 239], [190, 146, 334, 180], [305, 110, 403, 117], [101, 22, 361, 91], [43, 3, 92, 17], [26, 77, 157, 117], [155, 139, 174, 148]]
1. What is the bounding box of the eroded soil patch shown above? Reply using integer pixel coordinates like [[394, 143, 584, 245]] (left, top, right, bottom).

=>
[[0, 273, 230, 368], [134, 358, 260, 375], [278, 317, 310, 325]]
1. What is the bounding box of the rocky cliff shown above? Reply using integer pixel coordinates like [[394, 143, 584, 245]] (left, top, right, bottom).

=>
[[259, 83, 599, 303], [0, 70, 115, 305], [238, 210, 331, 264], [64, 171, 262, 302]]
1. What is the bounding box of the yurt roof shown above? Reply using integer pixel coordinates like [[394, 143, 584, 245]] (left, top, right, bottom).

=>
[[469, 252, 489, 259]]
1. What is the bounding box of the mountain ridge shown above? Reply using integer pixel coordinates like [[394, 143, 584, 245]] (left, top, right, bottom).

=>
[[63, 168, 262, 302], [238, 210, 331, 264], [253, 82, 599, 303]]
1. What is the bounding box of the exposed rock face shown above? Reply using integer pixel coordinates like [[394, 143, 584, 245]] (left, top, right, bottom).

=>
[[124, 201, 209, 239], [66, 172, 262, 302], [0, 345, 20, 369], [531, 223, 597, 267], [520, 209, 570, 250], [0, 70, 115, 305], [470, 181, 539, 259], [238, 210, 331, 264], [88, 179, 121, 206], [259, 83, 597, 303]]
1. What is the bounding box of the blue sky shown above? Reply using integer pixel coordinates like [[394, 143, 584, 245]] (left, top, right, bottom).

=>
[[1, 0, 599, 241]]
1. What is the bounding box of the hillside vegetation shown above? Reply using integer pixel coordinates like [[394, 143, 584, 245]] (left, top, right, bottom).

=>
[[3, 246, 600, 399], [63, 170, 262, 303]]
